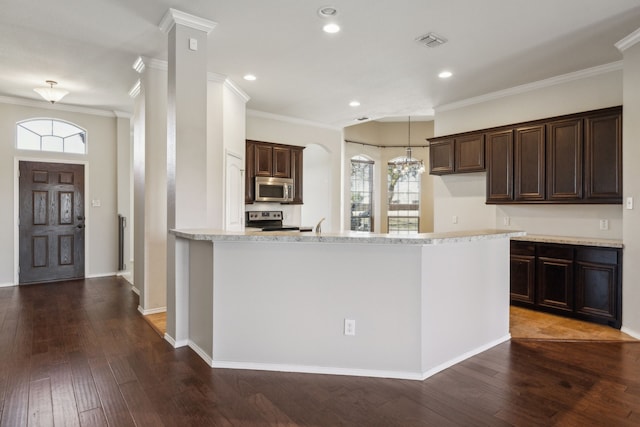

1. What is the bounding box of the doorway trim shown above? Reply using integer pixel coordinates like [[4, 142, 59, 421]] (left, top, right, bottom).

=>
[[14, 156, 90, 285]]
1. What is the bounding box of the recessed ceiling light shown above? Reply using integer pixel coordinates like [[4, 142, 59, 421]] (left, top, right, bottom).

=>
[[243, 74, 257, 81], [318, 6, 338, 17], [323, 23, 340, 34], [438, 71, 453, 79], [349, 100, 360, 107]]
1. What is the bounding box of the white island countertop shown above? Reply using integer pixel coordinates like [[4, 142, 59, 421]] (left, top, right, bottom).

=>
[[170, 228, 525, 245], [512, 234, 623, 248]]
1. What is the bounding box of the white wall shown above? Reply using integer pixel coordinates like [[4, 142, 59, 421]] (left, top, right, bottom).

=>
[[433, 68, 624, 238], [343, 120, 435, 233], [620, 35, 640, 337], [0, 100, 119, 286], [246, 111, 343, 231]]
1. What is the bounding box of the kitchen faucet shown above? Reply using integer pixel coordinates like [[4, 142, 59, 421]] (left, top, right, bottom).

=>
[[315, 217, 325, 233]]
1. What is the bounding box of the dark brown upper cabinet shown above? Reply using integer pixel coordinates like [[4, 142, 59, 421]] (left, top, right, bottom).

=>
[[514, 125, 545, 201], [546, 118, 583, 201], [584, 111, 622, 203], [455, 133, 485, 173], [486, 129, 514, 203], [245, 140, 303, 204], [429, 139, 454, 174], [429, 133, 484, 175]]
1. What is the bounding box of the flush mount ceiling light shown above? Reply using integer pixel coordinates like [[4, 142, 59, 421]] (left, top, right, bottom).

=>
[[317, 6, 338, 17], [349, 100, 361, 107], [415, 32, 448, 48], [323, 23, 340, 33], [243, 74, 257, 81], [34, 80, 69, 104], [438, 70, 453, 79]]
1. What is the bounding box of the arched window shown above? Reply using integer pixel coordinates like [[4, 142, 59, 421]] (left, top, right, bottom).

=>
[[17, 118, 86, 154], [350, 155, 374, 231], [387, 156, 421, 234]]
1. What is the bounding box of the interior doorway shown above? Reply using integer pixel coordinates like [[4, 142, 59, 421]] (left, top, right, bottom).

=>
[[18, 161, 85, 284]]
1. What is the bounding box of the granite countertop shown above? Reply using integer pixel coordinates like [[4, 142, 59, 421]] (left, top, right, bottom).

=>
[[171, 228, 526, 245], [511, 234, 623, 248]]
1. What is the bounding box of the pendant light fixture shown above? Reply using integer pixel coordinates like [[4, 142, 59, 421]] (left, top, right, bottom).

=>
[[34, 80, 69, 104], [394, 116, 425, 176]]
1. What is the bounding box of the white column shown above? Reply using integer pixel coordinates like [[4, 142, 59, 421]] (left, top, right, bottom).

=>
[[131, 57, 168, 314], [617, 28, 640, 338], [160, 9, 216, 344]]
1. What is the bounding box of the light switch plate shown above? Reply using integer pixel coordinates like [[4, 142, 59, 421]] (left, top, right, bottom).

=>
[[626, 197, 633, 210]]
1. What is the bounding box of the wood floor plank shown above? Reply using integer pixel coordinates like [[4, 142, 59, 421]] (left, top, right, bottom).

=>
[[67, 351, 102, 413], [118, 380, 166, 427], [50, 363, 81, 427], [78, 408, 108, 427], [87, 357, 136, 427], [27, 378, 54, 427]]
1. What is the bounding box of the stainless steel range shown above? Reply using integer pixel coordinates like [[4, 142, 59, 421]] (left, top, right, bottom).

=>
[[246, 210, 311, 232]]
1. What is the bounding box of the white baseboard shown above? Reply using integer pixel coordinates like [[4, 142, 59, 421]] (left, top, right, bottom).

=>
[[164, 334, 188, 348], [85, 272, 118, 279], [211, 360, 426, 380], [0, 282, 16, 288], [421, 334, 511, 380], [204, 334, 512, 381], [189, 341, 214, 367], [117, 271, 133, 285], [621, 326, 640, 340], [130, 285, 140, 295], [137, 306, 166, 315]]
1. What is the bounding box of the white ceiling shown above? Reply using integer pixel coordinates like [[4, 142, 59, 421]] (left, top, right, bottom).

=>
[[2, 0, 640, 127]]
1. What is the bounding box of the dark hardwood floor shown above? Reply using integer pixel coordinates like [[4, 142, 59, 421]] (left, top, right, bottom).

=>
[[1, 277, 640, 426]]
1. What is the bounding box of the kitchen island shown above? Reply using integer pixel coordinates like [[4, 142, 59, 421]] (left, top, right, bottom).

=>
[[168, 228, 524, 380]]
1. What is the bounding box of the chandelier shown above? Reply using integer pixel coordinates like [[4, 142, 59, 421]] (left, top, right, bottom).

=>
[[393, 116, 425, 176], [34, 80, 69, 104]]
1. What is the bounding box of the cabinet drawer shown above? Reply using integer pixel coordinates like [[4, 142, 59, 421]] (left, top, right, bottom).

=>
[[575, 247, 618, 265], [510, 241, 535, 255], [537, 244, 573, 260]]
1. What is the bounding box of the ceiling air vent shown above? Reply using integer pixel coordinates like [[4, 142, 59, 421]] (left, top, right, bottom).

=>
[[415, 32, 447, 48]]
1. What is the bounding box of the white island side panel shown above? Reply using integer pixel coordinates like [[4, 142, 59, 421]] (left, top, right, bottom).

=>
[[420, 238, 511, 376], [211, 241, 424, 377]]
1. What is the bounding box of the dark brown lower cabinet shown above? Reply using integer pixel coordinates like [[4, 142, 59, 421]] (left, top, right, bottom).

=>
[[510, 240, 622, 328]]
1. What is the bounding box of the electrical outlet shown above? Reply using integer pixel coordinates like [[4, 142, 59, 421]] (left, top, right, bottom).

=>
[[599, 219, 609, 231], [452, 215, 458, 224], [503, 217, 510, 226], [344, 318, 355, 336], [627, 197, 634, 210]]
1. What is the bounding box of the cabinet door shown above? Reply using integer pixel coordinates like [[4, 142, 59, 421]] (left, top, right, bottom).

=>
[[290, 147, 304, 204], [255, 143, 273, 177], [486, 130, 513, 203], [546, 119, 582, 201], [584, 110, 622, 203], [575, 247, 620, 327], [511, 255, 535, 305], [455, 134, 485, 173], [515, 125, 545, 201], [272, 146, 291, 178], [537, 243, 574, 312], [245, 141, 256, 203], [429, 139, 454, 175]]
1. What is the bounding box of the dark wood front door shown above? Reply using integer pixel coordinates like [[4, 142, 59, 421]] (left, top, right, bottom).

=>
[[19, 161, 85, 284]]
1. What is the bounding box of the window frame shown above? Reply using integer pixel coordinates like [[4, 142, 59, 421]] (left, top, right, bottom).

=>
[[350, 156, 375, 232], [16, 118, 87, 154], [387, 157, 421, 235]]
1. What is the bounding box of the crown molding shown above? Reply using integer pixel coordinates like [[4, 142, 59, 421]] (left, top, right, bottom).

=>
[[159, 8, 217, 34], [113, 110, 132, 119], [616, 27, 640, 52], [247, 109, 341, 131], [206, 72, 250, 103], [132, 56, 167, 74], [0, 95, 119, 117], [207, 72, 226, 83], [436, 61, 623, 113], [128, 80, 141, 98]]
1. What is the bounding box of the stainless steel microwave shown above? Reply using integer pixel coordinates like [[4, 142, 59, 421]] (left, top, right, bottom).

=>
[[255, 176, 294, 202]]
